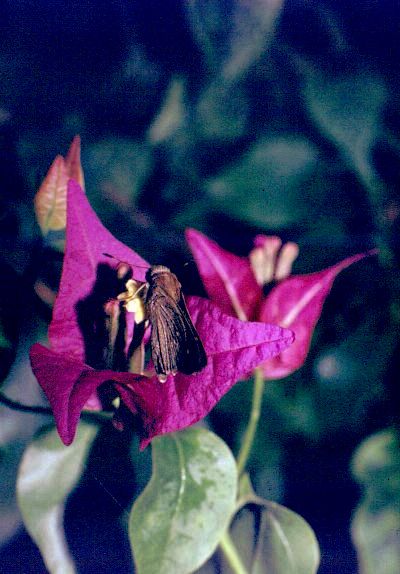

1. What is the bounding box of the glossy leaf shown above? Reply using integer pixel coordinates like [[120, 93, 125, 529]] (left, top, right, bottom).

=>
[[129, 427, 237, 574], [225, 490, 320, 574], [16, 422, 98, 574], [351, 429, 400, 574]]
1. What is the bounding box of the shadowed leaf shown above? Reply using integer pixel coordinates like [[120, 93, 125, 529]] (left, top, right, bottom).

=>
[[304, 70, 386, 190], [224, 486, 320, 574], [205, 137, 318, 227], [351, 429, 400, 574], [186, 0, 283, 78], [16, 422, 98, 574]]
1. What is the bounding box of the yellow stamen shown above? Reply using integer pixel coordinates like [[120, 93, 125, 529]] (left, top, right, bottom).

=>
[[112, 396, 121, 409], [117, 279, 147, 323], [249, 237, 282, 286], [274, 242, 299, 281]]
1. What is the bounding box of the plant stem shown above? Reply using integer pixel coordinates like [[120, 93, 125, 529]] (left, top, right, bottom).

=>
[[0, 391, 112, 422], [219, 530, 249, 574], [0, 392, 52, 415], [236, 367, 265, 476]]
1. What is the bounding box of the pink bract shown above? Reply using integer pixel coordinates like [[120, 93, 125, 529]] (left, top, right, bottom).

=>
[[30, 181, 295, 447], [186, 228, 373, 380]]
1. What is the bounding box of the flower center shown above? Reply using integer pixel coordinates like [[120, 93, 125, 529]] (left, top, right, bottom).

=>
[[249, 235, 299, 287], [101, 268, 150, 375], [117, 278, 147, 323]]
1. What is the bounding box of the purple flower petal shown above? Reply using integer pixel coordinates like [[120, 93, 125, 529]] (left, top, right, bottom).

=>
[[259, 253, 372, 379], [31, 185, 298, 448], [30, 296, 294, 447], [30, 343, 143, 445], [49, 180, 148, 361], [186, 228, 262, 321], [129, 297, 294, 447]]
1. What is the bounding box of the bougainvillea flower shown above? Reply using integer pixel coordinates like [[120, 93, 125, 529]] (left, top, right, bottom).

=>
[[30, 181, 294, 447], [186, 228, 373, 380]]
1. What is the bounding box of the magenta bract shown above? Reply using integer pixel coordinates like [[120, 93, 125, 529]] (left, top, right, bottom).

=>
[[186, 228, 373, 380], [49, 180, 148, 361], [30, 181, 294, 447], [185, 228, 261, 321]]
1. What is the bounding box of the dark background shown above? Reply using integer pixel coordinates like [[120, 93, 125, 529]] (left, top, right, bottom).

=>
[[0, 1, 399, 573]]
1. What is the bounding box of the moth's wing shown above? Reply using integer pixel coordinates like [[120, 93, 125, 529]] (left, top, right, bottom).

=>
[[148, 289, 181, 377], [175, 294, 207, 375], [147, 288, 207, 377]]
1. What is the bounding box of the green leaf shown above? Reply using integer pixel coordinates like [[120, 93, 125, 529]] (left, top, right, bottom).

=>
[[148, 77, 186, 144], [351, 428, 400, 574], [205, 136, 319, 227], [83, 137, 153, 219], [17, 422, 98, 574], [304, 69, 386, 190], [129, 427, 237, 574], [189, 0, 284, 142], [222, 490, 320, 574], [196, 80, 249, 142], [185, 0, 283, 79]]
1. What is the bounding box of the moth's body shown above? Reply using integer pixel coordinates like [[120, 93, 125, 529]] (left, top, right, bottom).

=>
[[145, 265, 207, 382], [146, 266, 181, 305]]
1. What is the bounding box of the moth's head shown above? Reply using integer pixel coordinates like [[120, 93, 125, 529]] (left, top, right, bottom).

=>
[[146, 265, 171, 281]]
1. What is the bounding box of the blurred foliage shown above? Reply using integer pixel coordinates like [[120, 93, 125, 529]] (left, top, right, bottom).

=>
[[0, 1, 399, 573], [17, 423, 98, 574], [351, 429, 400, 574]]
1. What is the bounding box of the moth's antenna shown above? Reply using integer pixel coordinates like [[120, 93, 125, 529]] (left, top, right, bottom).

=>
[[102, 253, 150, 271], [91, 472, 129, 516]]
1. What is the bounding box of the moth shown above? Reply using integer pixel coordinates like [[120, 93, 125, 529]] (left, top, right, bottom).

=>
[[113, 257, 207, 382], [144, 265, 207, 382]]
